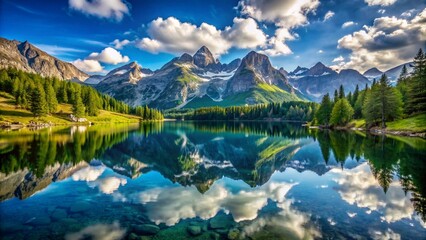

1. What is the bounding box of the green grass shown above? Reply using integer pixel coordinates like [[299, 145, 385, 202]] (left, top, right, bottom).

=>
[[0, 96, 140, 125], [349, 119, 366, 128], [386, 114, 426, 133], [177, 68, 200, 84], [183, 84, 302, 109], [257, 83, 285, 93]]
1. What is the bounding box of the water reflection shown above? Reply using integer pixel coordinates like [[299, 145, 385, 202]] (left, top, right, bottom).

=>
[[0, 121, 425, 239]]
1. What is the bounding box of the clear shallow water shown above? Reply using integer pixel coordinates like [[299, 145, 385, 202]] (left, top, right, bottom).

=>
[[0, 122, 425, 240]]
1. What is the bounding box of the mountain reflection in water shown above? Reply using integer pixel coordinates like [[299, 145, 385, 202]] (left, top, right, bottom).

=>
[[0, 122, 425, 239]]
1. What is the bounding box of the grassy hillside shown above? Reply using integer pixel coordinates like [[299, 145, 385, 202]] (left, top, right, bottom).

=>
[[184, 84, 302, 109], [386, 114, 426, 133], [348, 114, 426, 133], [0, 94, 140, 125]]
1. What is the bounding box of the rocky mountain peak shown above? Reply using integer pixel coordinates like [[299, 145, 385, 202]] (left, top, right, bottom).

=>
[[279, 67, 288, 77], [107, 61, 139, 75], [241, 51, 271, 69], [0, 37, 88, 81], [225, 51, 292, 96], [222, 58, 241, 72], [363, 67, 383, 76], [193, 46, 216, 68], [179, 53, 194, 63], [290, 66, 309, 76], [306, 62, 334, 76]]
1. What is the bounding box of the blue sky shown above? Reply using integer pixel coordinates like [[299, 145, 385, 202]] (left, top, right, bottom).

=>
[[1, 0, 425, 74]]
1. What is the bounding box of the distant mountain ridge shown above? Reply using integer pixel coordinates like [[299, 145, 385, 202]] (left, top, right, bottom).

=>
[[0, 37, 415, 107], [286, 62, 370, 102], [0, 37, 88, 81], [94, 46, 302, 109]]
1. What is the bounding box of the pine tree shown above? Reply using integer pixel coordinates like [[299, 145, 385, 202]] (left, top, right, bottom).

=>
[[352, 85, 359, 107], [30, 85, 48, 117], [334, 89, 339, 103], [316, 93, 333, 127], [406, 48, 426, 114], [330, 98, 354, 126], [72, 91, 85, 118], [347, 92, 352, 106], [354, 88, 368, 119], [86, 90, 99, 116], [143, 105, 149, 120], [45, 83, 58, 114], [398, 64, 408, 84], [338, 85, 345, 99], [396, 67, 409, 109], [363, 74, 403, 128]]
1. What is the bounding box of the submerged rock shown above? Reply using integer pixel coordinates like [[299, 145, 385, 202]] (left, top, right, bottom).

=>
[[51, 208, 68, 221], [210, 232, 220, 240], [29, 216, 51, 226], [129, 233, 139, 240], [227, 228, 240, 240], [187, 225, 202, 236], [209, 215, 234, 230], [69, 202, 91, 213], [133, 224, 160, 235]]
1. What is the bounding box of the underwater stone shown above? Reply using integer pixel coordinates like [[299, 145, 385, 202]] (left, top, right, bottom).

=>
[[210, 232, 220, 240], [69, 202, 91, 213], [60, 218, 79, 225], [51, 208, 68, 220], [227, 228, 240, 240], [129, 233, 139, 240], [215, 229, 229, 235], [187, 225, 202, 236]]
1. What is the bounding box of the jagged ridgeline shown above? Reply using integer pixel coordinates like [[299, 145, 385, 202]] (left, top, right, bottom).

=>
[[0, 68, 163, 120]]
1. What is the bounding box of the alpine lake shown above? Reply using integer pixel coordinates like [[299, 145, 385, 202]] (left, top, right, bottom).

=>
[[0, 121, 425, 240]]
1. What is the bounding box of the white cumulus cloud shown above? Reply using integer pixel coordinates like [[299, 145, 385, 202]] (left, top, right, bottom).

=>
[[337, 8, 426, 72], [364, 0, 397, 6], [87, 47, 130, 65], [68, 0, 129, 21], [324, 11, 335, 21], [223, 17, 267, 49], [342, 21, 357, 28], [71, 59, 104, 73], [330, 163, 415, 223], [110, 39, 130, 49], [132, 178, 296, 226], [136, 17, 266, 56], [238, 0, 320, 56], [88, 176, 127, 194], [332, 56, 345, 62]]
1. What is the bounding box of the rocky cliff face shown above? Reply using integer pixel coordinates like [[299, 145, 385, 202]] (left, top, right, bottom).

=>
[[226, 51, 292, 95], [288, 63, 370, 102], [193, 46, 216, 68], [0, 37, 89, 81], [305, 62, 334, 76]]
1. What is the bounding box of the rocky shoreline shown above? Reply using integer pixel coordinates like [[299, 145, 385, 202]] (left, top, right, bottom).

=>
[[368, 128, 426, 138], [311, 125, 425, 138]]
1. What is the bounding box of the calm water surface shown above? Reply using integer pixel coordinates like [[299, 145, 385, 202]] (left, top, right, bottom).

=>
[[0, 122, 425, 240]]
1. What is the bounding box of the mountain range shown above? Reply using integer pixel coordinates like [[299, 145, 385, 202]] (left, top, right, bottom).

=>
[[0, 38, 88, 81], [0, 37, 413, 108]]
